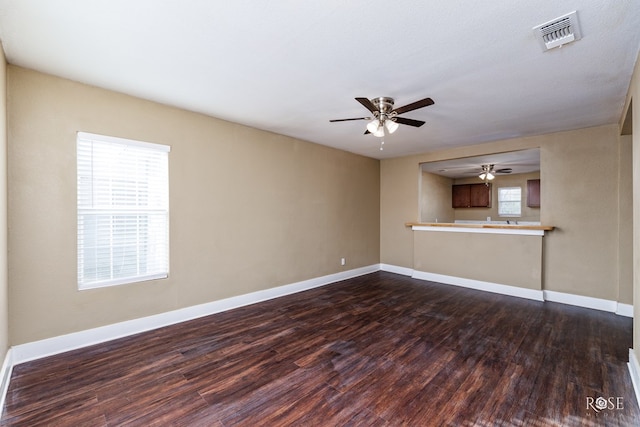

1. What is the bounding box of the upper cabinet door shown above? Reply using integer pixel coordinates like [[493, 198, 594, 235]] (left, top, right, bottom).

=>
[[470, 183, 491, 208], [452, 184, 471, 208], [527, 179, 541, 207]]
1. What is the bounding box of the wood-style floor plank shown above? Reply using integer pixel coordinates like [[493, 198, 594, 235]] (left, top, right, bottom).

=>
[[1, 271, 638, 426]]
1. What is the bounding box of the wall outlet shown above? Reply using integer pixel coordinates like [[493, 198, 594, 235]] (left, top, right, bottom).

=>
[[341, 258, 346, 266]]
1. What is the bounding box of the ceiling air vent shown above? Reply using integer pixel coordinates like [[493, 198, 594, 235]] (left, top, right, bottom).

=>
[[533, 11, 581, 51]]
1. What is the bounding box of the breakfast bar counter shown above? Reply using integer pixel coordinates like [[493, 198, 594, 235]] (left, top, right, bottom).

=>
[[405, 222, 555, 300], [406, 222, 554, 233]]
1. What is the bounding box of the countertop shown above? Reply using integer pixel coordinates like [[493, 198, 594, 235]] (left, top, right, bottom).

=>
[[405, 222, 554, 231]]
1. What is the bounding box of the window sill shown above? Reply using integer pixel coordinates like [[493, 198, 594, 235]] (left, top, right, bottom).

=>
[[78, 273, 168, 291]]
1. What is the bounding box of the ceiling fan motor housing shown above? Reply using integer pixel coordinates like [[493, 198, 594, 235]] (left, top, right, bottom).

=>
[[372, 97, 395, 112], [372, 97, 397, 121]]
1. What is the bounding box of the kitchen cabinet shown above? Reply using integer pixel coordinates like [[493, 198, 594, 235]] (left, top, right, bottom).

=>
[[470, 183, 491, 207], [452, 184, 470, 208], [527, 179, 541, 208], [452, 183, 491, 208]]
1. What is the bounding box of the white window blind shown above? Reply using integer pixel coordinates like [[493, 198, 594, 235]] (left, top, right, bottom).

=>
[[77, 132, 170, 289], [498, 187, 522, 217]]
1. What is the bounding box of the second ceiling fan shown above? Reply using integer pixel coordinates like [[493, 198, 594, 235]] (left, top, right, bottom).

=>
[[330, 96, 434, 137]]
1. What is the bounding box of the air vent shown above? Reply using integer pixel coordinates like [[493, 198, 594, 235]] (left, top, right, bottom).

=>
[[533, 11, 581, 51]]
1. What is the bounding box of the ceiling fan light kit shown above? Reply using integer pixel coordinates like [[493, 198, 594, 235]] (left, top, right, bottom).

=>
[[366, 118, 398, 137], [384, 119, 399, 134], [479, 164, 496, 183], [366, 119, 383, 136]]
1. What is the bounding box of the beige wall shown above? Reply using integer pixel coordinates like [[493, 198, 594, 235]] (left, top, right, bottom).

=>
[[381, 158, 420, 268], [626, 53, 640, 361], [7, 67, 380, 345], [619, 135, 633, 305], [414, 231, 542, 290], [381, 124, 629, 303], [452, 172, 541, 222], [0, 46, 8, 360], [419, 172, 453, 223]]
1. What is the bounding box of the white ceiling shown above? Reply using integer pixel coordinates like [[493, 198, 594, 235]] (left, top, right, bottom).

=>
[[0, 1, 638, 159]]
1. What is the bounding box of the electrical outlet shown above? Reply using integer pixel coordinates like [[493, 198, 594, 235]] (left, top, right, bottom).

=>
[[341, 258, 346, 266]]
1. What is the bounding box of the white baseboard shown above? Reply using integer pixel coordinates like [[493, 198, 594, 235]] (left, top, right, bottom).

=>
[[0, 348, 13, 418], [411, 270, 545, 301], [379, 263, 414, 276], [629, 349, 640, 408], [542, 290, 631, 315], [11, 264, 379, 365], [380, 266, 634, 317], [616, 303, 634, 318]]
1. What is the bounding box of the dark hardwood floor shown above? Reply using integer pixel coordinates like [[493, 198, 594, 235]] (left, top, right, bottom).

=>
[[1, 272, 638, 426]]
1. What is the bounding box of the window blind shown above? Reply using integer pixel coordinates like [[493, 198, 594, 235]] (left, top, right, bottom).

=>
[[498, 187, 522, 217], [77, 132, 170, 289]]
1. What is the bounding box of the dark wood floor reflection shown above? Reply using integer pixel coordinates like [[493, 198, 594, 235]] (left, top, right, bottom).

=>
[[1, 272, 638, 426]]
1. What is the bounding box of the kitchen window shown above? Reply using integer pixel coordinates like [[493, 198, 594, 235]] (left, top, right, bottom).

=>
[[77, 132, 170, 290], [498, 186, 521, 217]]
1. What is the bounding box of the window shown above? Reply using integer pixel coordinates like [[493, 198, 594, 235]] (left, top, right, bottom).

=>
[[498, 187, 521, 217], [77, 132, 170, 289]]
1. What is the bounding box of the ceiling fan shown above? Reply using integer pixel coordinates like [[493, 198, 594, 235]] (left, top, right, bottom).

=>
[[329, 96, 434, 137], [479, 164, 513, 182]]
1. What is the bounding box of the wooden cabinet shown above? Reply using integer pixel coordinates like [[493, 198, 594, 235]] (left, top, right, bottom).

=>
[[452, 183, 491, 208], [527, 179, 541, 208], [452, 184, 470, 208], [470, 183, 491, 208]]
